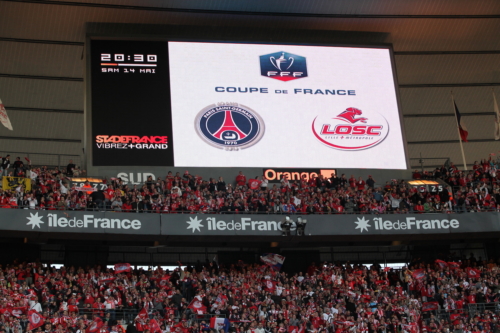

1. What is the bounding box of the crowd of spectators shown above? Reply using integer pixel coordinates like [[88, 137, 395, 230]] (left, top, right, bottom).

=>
[[0, 255, 500, 333], [0, 155, 499, 214]]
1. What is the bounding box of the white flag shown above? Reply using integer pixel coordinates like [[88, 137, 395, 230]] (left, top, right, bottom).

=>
[[494, 91, 500, 140], [0, 99, 13, 131]]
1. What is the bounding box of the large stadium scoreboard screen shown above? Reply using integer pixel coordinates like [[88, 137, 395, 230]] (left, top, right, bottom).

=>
[[90, 40, 407, 169]]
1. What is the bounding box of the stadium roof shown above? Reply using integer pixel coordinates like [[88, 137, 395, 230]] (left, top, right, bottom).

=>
[[1, 0, 499, 170]]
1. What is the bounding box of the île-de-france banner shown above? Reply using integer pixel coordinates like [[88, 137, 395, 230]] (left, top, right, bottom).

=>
[[0, 210, 499, 237]]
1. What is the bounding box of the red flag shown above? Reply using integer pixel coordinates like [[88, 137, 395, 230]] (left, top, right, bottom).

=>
[[12, 307, 26, 318], [0, 307, 12, 317], [411, 269, 426, 281], [466, 267, 481, 279], [114, 263, 132, 274], [248, 179, 262, 190], [263, 279, 276, 292], [159, 274, 171, 289], [188, 298, 207, 314], [383, 267, 391, 272], [88, 317, 104, 333], [288, 326, 299, 333], [171, 323, 189, 333], [360, 295, 371, 303], [98, 277, 116, 286], [375, 280, 389, 287], [421, 302, 439, 312], [28, 310, 45, 331], [435, 260, 448, 269], [135, 308, 148, 321], [150, 319, 162, 333], [334, 321, 355, 327], [454, 101, 468, 142], [448, 262, 461, 269]]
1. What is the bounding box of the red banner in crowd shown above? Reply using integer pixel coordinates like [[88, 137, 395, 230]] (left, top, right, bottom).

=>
[[421, 302, 439, 312], [334, 321, 355, 327], [98, 277, 116, 286], [28, 310, 45, 331], [448, 262, 461, 269], [466, 267, 481, 279], [188, 298, 207, 314], [150, 319, 162, 333], [88, 317, 104, 333], [288, 326, 305, 333], [248, 179, 262, 190], [114, 263, 132, 274], [412, 268, 426, 281], [136, 308, 148, 321], [375, 280, 389, 287], [435, 260, 448, 269], [263, 279, 276, 292]]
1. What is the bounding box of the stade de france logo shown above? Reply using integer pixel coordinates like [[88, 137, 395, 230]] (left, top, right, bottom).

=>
[[194, 103, 265, 150], [259, 51, 308, 82]]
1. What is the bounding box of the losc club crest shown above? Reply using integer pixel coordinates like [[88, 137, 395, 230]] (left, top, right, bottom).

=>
[[312, 107, 389, 151], [260, 51, 307, 82], [195, 103, 265, 150]]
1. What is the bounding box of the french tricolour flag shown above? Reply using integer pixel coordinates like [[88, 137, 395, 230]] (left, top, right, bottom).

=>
[[454, 101, 468, 142], [260, 253, 286, 271], [210, 317, 230, 332]]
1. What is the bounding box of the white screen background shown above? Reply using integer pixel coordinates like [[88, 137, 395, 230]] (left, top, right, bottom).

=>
[[169, 42, 406, 169]]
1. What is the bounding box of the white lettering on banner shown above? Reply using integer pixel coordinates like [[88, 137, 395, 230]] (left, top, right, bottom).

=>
[[185, 216, 294, 233], [354, 216, 460, 233], [25, 213, 142, 230], [117, 173, 156, 185]]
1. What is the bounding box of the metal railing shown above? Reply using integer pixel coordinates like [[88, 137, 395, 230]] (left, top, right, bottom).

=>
[[73, 306, 218, 325], [466, 302, 500, 317], [409, 156, 451, 171], [76, 307, 140, 324], [2, 205, 499, 214], [421, 302, 500, 325], [189, 313, 225, 325], [0, 151, 81, 170]]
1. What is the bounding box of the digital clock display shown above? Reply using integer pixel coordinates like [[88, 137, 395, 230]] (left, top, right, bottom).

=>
[[90, 40, 174, 166], [100, 54, 158, 62]]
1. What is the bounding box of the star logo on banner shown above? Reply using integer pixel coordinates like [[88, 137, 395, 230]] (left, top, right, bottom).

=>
[[354, 217, 371, 233], [186, 216, 204, 233], [26, 212, 44, 229]]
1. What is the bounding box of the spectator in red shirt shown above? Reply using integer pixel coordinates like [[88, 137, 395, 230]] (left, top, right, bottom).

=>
[[235, 171, 246, 188], [122, 199, 132, 212], [356, 177, 366, 191]]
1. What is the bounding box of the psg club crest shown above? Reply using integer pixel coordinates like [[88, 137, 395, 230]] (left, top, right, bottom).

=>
[[312, 107, 389, 151], [195, 103, 265, 150], [260, 51, 307, 81]]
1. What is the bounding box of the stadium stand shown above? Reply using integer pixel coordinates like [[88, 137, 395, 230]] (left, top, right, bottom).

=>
[[0, 156, 498, 214], [0, 258, 498, 333]]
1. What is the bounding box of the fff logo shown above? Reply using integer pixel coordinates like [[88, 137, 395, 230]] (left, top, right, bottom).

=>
[[259, 51, 308, 82]]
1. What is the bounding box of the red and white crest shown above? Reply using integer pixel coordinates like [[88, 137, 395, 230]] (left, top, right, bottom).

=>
[[312, 108, 389, 151], [31, 312, 41, 324]]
